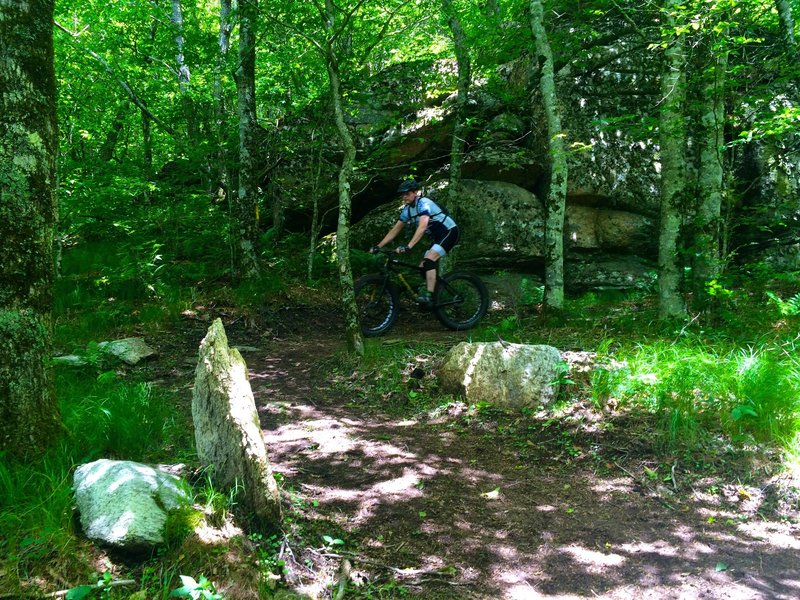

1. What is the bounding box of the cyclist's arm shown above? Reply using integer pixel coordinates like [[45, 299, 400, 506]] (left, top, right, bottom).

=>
[[406, 215, 429, 250], [376, 220, 405, 248]]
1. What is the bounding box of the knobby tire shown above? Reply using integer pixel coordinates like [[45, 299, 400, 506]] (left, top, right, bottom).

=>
[[433, 272, 489, 330], [354, 274, 399, 336]]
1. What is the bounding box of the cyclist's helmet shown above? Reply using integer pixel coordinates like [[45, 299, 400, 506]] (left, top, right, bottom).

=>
[[397, 180, 422, 194]]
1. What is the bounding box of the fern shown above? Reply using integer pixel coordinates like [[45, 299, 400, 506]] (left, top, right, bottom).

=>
[[766, 291, 800, 316]]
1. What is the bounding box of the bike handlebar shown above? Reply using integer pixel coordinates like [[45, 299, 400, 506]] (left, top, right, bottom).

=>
[[370, 247, 419, 269]]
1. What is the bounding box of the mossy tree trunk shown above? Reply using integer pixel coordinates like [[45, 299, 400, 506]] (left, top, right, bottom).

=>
[[776, 0, 796, 51], [234, 0, 262, 280], [441, 0, 471, 192], [692, 32, 728, 306], [0, 0, 62, 458], [530, 0, 566, 311], [323, 0, 364, 355], [657, 0, 688, 319]]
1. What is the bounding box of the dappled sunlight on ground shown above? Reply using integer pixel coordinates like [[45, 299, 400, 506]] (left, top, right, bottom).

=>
[[243, 338, 800, 599]]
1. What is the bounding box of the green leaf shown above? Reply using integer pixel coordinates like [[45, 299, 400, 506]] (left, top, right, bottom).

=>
[[715, 562, 728, 572], [66, 586, 94, 600], [731, 404, 758, 421]]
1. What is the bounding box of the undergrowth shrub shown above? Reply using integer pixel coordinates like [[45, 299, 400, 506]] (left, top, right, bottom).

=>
[[58, 368, 186, 462], [0, 366, 193, 597], [592, 338, 800, 449]]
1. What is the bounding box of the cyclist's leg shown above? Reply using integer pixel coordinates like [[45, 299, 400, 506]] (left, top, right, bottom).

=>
[[421, 249, 441, 295], [419, 227, 459, 299]]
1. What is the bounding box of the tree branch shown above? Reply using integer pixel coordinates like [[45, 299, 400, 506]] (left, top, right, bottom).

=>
[[53, 21, 175, 135]]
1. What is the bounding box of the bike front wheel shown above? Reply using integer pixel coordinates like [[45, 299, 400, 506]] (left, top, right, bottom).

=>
[[433, 272, 489, 330], [354, 274, 399, 336]]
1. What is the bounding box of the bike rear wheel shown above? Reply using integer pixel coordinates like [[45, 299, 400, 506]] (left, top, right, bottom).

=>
[[354, 274, 399, 336], [433, 272, 489, 330]]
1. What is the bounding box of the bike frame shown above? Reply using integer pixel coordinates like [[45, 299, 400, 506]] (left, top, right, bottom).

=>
[[371, 251, 455, 308], [357, 249, 488, 334]]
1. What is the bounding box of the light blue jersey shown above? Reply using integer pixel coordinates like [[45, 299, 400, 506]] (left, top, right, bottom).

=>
[[399, 196, 459, 256]]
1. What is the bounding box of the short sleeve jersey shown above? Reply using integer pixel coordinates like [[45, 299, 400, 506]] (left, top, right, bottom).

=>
[[399, 197, 457, 243]]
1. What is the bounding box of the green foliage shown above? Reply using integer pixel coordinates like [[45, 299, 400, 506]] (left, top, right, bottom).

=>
[[592, 338, 800, 449], [163, 508, 204, 550], [194, 470, 242, 528], [169, 575, 223, 600], [0, 450, 81, 589], [766, 291, 800, 317], [58, 369, 183, 462], [248, 532, 286, 593]]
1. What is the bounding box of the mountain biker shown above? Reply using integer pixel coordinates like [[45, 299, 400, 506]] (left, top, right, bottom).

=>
[[370, 180, 460, 307]]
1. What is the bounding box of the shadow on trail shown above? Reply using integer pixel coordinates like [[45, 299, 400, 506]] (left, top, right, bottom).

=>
[[247, 339, 800, 600]]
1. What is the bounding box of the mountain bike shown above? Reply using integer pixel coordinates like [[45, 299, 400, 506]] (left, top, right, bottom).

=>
[[354, 249, 489, 336]]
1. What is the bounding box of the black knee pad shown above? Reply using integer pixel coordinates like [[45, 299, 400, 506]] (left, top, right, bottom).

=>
[[421, 258, 437, 273]]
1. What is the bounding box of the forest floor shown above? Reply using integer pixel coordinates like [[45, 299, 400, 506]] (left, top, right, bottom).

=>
[[164, 306, 800, 600]]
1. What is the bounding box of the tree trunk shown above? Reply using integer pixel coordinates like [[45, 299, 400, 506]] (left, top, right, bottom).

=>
[[141, 107, 153, 175], [307, 142, 323, 282], [0, 0, 62, 459], [234, 0, 261, 280], [441, 0, 471, 191], [100, 100, 128, 162], [212, 0, 233, 202], [324, 0, 364, 355], [657, 0, 687, 319], [692, 36, 728, 305], [776, 0, 796, 49], [530, 0, 566, 310], [170, 0, 196, 140]]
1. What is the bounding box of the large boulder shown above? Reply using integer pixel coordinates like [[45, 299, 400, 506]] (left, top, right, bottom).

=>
[[192, 319, 282, 530], [73, 459, 191, 551], [351, 179, 658, 289], [565, 206, 656, 255], [438, 342, 563, 409]]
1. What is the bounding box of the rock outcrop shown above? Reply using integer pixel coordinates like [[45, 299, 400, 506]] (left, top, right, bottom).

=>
[[352, 179, 657, 290]]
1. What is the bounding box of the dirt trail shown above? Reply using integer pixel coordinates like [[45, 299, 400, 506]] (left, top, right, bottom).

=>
[[232, 324, 799, 599]]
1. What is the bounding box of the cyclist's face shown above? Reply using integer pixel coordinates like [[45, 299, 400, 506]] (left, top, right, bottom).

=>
[[401, 190, 417, 204]]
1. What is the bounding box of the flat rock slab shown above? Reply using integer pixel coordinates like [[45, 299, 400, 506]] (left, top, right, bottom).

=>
[[99, 337, 156, 365]]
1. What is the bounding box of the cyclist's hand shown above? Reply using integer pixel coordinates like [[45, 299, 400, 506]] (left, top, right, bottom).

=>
[[369, 246, 381, 254], [395, 245, 410, 254]]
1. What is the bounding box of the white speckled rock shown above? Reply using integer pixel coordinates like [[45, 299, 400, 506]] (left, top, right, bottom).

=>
[[439, 342, 563, 408], [73, 459, 190, 550]]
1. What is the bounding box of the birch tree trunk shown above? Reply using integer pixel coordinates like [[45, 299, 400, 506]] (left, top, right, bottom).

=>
[[0, 0, 62, 458], [657, 0, 687, 319], [776, 0, 796, 49], [234, 0, 262, 280], [692, 37, 728, 305], [170, 0, 194, 139], [776, 0, 799, 87], [530, 0, 566, 310], [100, 100, 128, 162], [441, 0, 471, 191], [324, 0, 364, 355]]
